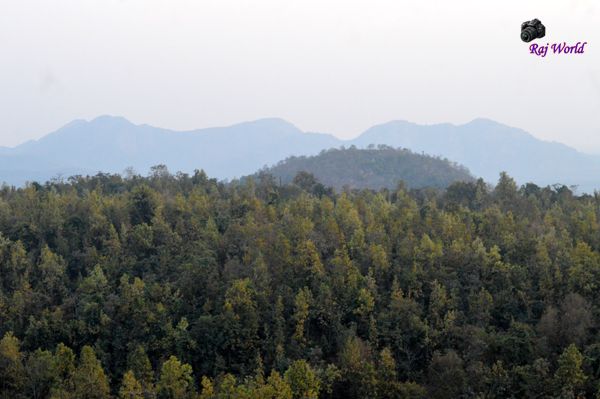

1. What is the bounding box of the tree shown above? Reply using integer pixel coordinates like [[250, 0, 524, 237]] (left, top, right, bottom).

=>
[[292, 288, 312, 352], [0, 332, 25, 398], [126, 345, 155, 397], [256, 370, 294, 399], [560, 293, 592, 347], [220, 279, 260, 375], [119, 370, 144, 399], [156, 356, 195, 399], [568, 242, 600, 299], [554, 344, 586, 397], [284, 360, 320, 399], [337, 336, 378, 398], [494, 172, 518, 210], [375, 347, 425, 399], [380, 279, 428, 378], [69, 346, 111, 399], [49, 343, 76, 398], [295, 240, 325, 286], [76, 265, 110, 339], [512, 358, 552, 398], [427, 350, 466, 399], [36, 246, 67, 305], [293, 172, 323, 195], [24, 349, 55, 399], [129, 185, 159, 225], [198, 376, 214, 399]]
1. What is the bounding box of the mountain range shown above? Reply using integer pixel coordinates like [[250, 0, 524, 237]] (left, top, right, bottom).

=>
[[1, 115, 598, 191]]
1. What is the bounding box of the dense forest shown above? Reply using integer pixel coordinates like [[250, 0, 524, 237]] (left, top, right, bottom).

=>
[[1, 166, 600, 398], [258, 146, 474, 190]]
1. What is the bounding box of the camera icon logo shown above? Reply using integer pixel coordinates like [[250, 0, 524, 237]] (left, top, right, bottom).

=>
[[521, 19, 546, 42]]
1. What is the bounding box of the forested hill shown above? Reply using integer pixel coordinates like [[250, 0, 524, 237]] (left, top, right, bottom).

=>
[[2, 170, 600, 398], [258, 146, 474, 190]]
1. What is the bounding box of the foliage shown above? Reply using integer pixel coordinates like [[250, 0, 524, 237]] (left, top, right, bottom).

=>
[[0, 168, 600, 397]]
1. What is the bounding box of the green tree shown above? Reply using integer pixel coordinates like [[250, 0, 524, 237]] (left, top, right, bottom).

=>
[[337, 336, 378, 398], [0, 332, 25, 398], [24, 349, 55, 399], [284, 360, 320, 399], [554, 344, 586, 397], [220, 279, 260, 375], [494, 172, 518, 210], [156, 356, 196, 399], [255, 370, 293, 399], [292, 288, 312, 351], [427, 350, 466, 399], [198, 376, 214, 399], [375, 347, 425, 399], [50, 343, 76, 398], [36, 246, 67, 305], [69, 346, 111, 399], [119, 370, 144, 399], [126, 345, 155, 397], [129, 184, 159, 225]]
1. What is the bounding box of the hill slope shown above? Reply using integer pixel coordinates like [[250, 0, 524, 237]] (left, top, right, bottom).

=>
[[259, 146, 474, 190], [350, 118, 600, 191]]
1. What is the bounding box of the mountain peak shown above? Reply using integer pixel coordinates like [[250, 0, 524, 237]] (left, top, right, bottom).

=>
[[376, 119, 415, 128], [235, 117, 300, 131], [464, 117, 506, 128], [89, 115, 134, 127]]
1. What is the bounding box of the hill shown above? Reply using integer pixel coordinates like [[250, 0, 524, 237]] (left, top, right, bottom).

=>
[[1, 116, 599, 191], [352, 118, 600, 192], [259, 146, 474, 190]]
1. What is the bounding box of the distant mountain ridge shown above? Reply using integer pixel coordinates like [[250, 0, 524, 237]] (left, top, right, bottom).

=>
[[0, 116, 339, 185], [1, 115, 599, 191]]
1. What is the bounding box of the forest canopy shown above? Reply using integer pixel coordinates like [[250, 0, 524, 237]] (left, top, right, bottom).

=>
[[1, 168, 600, 398]]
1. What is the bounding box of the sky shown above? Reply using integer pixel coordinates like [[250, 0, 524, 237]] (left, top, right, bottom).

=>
[[0, 0, 599, 152]]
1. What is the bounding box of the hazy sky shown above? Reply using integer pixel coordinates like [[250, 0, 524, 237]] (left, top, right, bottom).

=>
[[0, 0, 599, 151]]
